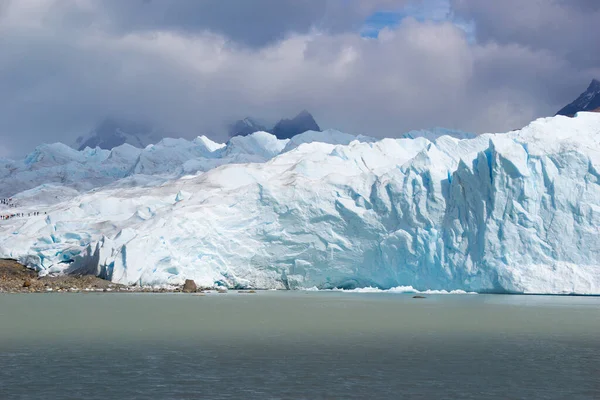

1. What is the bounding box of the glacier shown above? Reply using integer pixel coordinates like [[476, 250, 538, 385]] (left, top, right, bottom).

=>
[[0, 129, 371, 200], [1, 113, 599, 294]]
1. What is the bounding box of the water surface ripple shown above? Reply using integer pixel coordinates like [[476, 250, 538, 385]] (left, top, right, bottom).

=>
[[1, 292, 599, 399]]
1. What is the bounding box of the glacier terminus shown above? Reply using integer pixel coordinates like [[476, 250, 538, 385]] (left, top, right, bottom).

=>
[[1, 113, 599, 294]]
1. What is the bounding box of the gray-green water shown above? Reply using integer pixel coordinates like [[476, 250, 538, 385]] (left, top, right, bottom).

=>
[[0, 292, 599, 399]]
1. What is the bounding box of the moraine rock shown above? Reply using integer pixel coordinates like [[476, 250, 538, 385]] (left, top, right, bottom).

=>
[[182, 279, 197, 293]]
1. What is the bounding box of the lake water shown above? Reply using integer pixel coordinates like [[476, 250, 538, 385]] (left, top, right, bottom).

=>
[[0, 292, 599, 399]]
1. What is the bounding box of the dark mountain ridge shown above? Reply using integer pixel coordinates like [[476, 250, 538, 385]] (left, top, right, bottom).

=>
[[228, 110, 321, 139], [76, 111, 321, 151], [556, 79, 600, 117]]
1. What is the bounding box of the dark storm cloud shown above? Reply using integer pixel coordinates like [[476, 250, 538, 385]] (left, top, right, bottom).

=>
[[451, 0, 600, 68], [100, 0, 340, 47], [91, 0, 406, 47], [0, 0, 598, 158], [450, 0, 600, 118]]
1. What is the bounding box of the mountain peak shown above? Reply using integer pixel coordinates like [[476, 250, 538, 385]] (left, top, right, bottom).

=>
[[227, 111, 321, 139], [227, 117, 267, 137], [74, 118, 166, 150], [556, 79, 600, 117], [588, 78, 600, 92], [297, 109, 312, 118], [272, 111, 321, 139]]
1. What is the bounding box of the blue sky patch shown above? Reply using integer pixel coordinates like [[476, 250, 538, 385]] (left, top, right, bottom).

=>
[[360, 0, 475, 40], [361, 11, 404, 38]]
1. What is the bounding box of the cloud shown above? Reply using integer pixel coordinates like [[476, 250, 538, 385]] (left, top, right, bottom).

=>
[[0, 0, 597, 157], [86, 0, 414, 47], [451, 0, 600, 68]]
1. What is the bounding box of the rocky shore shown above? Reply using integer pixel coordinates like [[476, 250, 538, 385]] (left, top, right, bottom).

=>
[[0, 258, 126, 293], [0, 259, 250, 294]]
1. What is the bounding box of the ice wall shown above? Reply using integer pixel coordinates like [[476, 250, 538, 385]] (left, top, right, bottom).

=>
[[1, 113, 599, 293]]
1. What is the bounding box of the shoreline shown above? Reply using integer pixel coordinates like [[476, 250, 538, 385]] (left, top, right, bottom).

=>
[[0, 259, 238, 294], [3, 259, 599, 296]]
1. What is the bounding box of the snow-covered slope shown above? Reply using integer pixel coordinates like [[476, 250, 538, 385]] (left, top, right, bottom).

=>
[[1, 113, 599, 294]]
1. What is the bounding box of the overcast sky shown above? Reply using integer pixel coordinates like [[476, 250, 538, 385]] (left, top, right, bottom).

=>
[[1, 0, 599, 157]]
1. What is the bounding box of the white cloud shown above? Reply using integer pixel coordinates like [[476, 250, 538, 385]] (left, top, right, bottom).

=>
[[0, 0, 596, 156]]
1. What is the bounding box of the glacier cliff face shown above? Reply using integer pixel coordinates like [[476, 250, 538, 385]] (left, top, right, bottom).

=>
[[0, 113, 599, 293]]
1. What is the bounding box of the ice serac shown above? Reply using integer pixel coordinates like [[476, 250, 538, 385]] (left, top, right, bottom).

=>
[[224, 131, 289, 160], [282, 129, 376, 153], [400, 127, 476, 141], [1, 113, 600, 294], [0, 133, 273, 198]]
